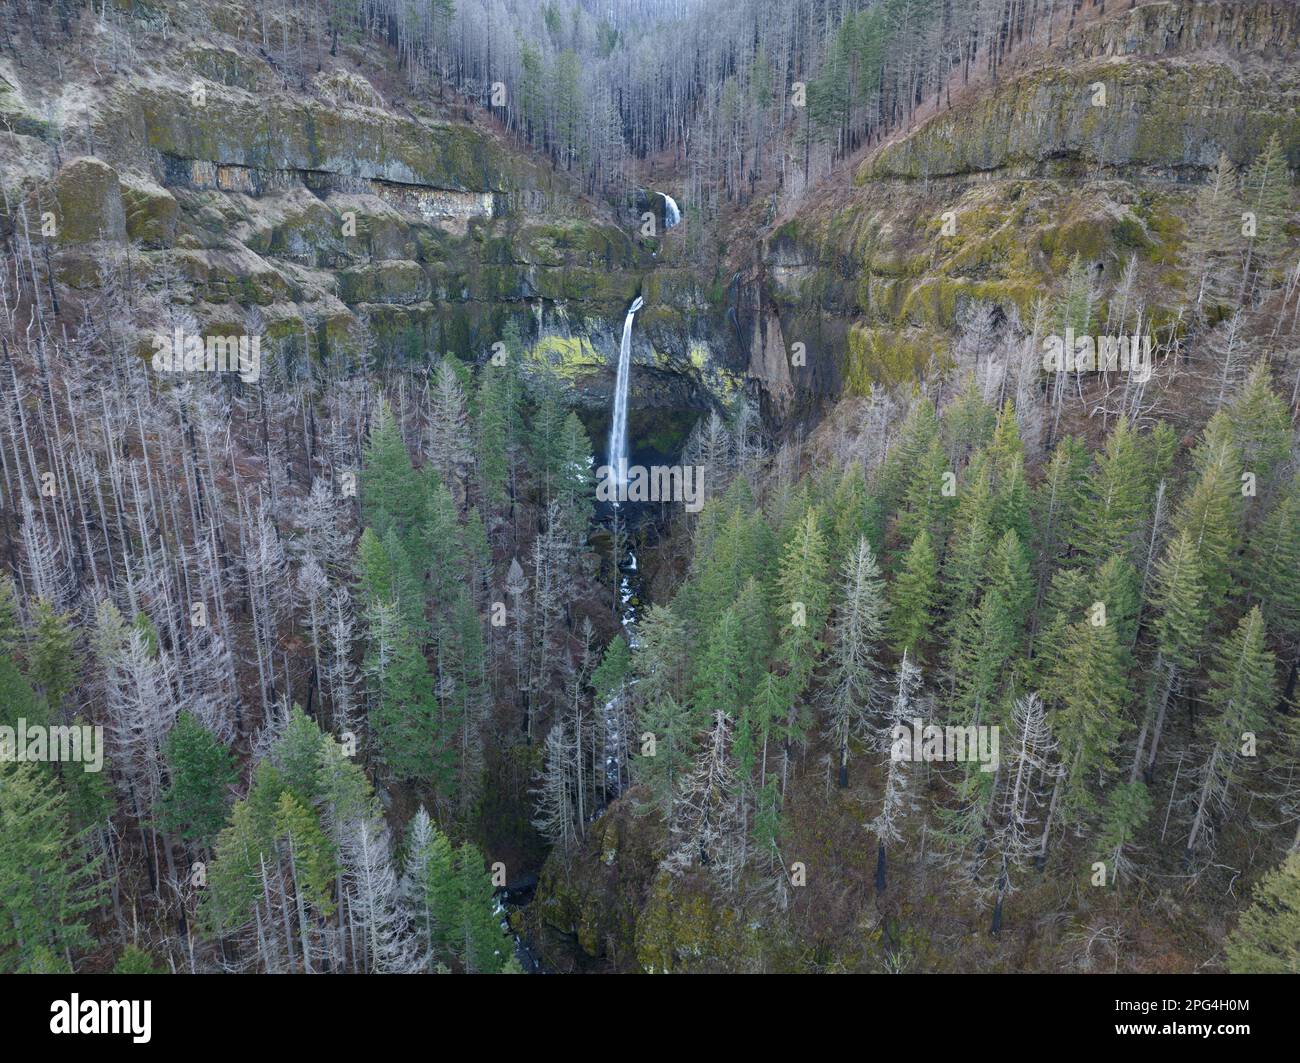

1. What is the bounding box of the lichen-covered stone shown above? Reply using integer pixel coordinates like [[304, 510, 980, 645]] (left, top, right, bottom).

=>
[[52, 157, 126, 244], [119, 174, 178, 247], [338, 261, 429, 306]]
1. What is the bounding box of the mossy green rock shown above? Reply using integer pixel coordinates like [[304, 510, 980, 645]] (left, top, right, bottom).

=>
[[52, 157, 126, 244], [119, 174, 178, 247], [338, 261, 429, 305]]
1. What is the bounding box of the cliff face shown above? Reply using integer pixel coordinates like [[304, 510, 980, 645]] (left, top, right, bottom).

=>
[[740, 0, 1300, 418], [0, 14, 736, 455], [3, 3, 1295, 438]]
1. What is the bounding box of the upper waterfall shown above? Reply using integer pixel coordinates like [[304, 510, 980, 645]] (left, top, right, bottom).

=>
[[662, 193, 681, 229]]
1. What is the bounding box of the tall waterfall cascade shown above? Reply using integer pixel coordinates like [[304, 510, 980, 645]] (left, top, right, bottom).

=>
[[662, 193, 681, 229], [607, 296, 644, 487]]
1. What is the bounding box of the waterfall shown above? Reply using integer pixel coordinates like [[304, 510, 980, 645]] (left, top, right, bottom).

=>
[[607, 296, 644, 487], [662, 193, 681, 229]]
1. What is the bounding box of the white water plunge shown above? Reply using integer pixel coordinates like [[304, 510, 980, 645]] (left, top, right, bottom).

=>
[[607, 296, 644, 487], [662, 193, 681, 229]]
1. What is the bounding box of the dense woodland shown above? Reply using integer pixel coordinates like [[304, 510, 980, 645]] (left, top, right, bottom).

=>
[[1, 0, 1299, 976]]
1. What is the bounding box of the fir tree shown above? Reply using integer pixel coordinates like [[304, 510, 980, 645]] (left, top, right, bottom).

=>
[[1226, 851, 1300, 973], [157, 712, 238, 851], [888, 528, 937, 661], [0, 759, 102, 972], [1186, 608, 1275, 860], [453, 842, 505, 973]]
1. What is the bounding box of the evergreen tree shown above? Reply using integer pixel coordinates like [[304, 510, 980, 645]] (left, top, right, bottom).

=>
[[887, 528, 937, 661], [0, 760, 102, 972], [693, 606, 747, 728], [1133, 530, 1209, 781], [1186, 608, 1275, 859], [1171, 414, 1242, 618], [453, 842, 505, 973], [1245, 473, 1300, 653], [633, 694, 695, 821], [1180, 151, 1239, 313], [1226, 361, 1292, 498], [1240, 131, 1293, 293], [401, 806, 460, 968], [1094, 781, 1152, 887], [27, 599, 79, 712], [475, 361, 516, 508], [1080, 419, 1149, 568], [157, 712, 238, 851], [362, 400, 422, 543], [774, 507, 831, 697], [371, 619, 444, 788], [1226, 851, 1300, 973], [1044, 617, 1130, 828]]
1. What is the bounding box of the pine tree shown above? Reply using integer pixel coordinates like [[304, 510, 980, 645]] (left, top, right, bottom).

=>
[[878, 396, 940, 511], [0, 759, 102, 972], [0, 575, 20, 658], [1044, 617, 1130, 828], [774, 507, 831, 697], [1240, 131, 1292, 294], [1080, 419, 1149, 569], [592, 636, 630, 711], [475, 361, 515, 508], [1245, 473, 1300, 652], [630, 603, 688, 709], [1171, 413, 1242, 617], [1032, 435, 1090, 573], [1094, 781, 1151, 888], [634, 694, 696, 822], [1186, 608, 1275, 860], [949, 529, 1030, 728], [1133, 530, 1208, 782], [27, 599, 79, 712], [0, 652, 49, 732], [371, 618, 443, 788], [1226, 851, 1300, 973], [362, 399, 422, 543], [888, 528, 937, 661], [157, 712, 237, 851], [693, 606, 747, 728], [1180, 151, 1239, 314], [453, 842, 505, 973], [1226, 361, 1292, 498], [275, 791, 339, 971], [896, 435, 950, 547], [556, 411, 595, 540]]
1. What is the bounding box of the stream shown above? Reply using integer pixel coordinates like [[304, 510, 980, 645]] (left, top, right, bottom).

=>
[[495, 501, 655, 973]]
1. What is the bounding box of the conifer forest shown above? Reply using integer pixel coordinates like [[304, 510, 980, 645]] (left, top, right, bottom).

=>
[[1, 0, 1299, 1011]]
